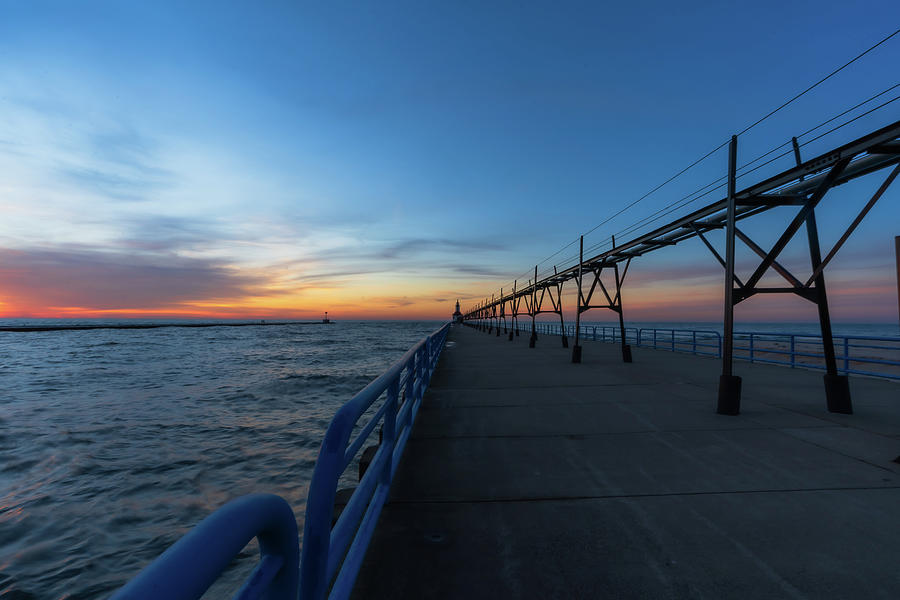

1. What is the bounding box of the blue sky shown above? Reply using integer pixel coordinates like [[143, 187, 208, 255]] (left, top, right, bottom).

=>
[[1, 1, 898, 320]]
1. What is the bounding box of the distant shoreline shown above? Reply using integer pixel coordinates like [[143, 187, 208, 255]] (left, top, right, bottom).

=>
[[0, 321, 332, 333]]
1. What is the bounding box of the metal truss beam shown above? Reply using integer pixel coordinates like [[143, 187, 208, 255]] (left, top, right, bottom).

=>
[[462, 120, 900, 415]]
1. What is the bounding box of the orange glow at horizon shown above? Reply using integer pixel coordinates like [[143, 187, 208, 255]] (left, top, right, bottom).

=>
[[2, 261, 897, 322]]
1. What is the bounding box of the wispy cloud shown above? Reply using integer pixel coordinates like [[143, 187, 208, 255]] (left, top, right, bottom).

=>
[[374, 238, 507, 260], [0, 246, 267, 312], [1, 92, 176, 204], [114, 215, 231, 253]]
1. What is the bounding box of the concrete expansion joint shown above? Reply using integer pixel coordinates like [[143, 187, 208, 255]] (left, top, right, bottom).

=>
[[409, 425, 847, 441], [428, 382, 671, 391], [387, 484, 900, 506], [777, 429, 900, 474]]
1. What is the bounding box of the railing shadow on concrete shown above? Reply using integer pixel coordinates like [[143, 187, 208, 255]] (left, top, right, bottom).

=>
[[110, 322, 451, 600]]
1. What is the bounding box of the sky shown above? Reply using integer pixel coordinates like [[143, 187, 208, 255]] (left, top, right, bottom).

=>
[[1, 1, 898, 322]]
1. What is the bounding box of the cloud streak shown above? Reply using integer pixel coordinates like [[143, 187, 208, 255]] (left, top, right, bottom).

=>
[[0, 247, 267, 313]]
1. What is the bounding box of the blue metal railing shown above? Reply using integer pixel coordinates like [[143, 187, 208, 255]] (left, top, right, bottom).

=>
[[299, 322, 450, 600], [111, 494, 299, 600], [498, 321, 899, 380], [111, 322, 452, 600], [730, 331, 900, 380]]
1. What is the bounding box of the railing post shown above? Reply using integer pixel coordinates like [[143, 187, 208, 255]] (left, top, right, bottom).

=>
[[417, 346, 426, 402], [791, 335, 796, 368], [383, 378, 399, 486], [749, 334, 755, 363], [692, 331, 697, 355], [843, 337, 850, 373]]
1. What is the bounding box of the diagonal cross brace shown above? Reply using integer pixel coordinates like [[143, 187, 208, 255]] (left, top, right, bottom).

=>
[[743, 157, 850, 291], [804, 163, 900, 287], [690, 224, 745, 288], [734, 227, 804, 288]]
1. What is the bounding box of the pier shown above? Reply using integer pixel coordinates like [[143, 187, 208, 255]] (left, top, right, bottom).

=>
[[108, 120, 900, 600], [353, 324, 900, 598]]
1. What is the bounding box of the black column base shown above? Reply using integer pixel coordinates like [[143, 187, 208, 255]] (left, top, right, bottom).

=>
[[508, 331, 513, 341], [515, 329, 520, 336], [561, 335, 569, 348], [529, 335, 536, 348], [496, 328, 500, 337], [621, 344, 632, 363], [572, 345, 582, 363], [717, 375, 742, 415], [824, 374, 852, 414]]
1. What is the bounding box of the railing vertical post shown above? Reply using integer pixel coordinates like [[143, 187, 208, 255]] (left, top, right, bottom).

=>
[[749, 334, 755, 363], [417, 346, 426, 402], [791, 335, 796, 368], [593, 326, 596, 341], [843, 337, 850, 373], [693, 331, 697, 354], [383, 377, 399, 486], [718, 134, 742, 415]]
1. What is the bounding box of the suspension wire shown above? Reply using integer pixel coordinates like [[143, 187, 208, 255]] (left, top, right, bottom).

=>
[[610, 90, 897, 244], [735, 27, 900, 137], [476, 32, 900, 308], [497, 134, 734, 292], [605, 84, 900, 244], [797, 82, 899, 139], [579, 139, 731, 240], [801, 94, 900, 148]]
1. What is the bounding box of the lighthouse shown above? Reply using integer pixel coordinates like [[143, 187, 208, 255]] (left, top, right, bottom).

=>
[[452, 299, 462, 323]]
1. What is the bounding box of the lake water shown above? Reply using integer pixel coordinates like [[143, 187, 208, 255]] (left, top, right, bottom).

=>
[[0, 320, 442, 599], [1, 318, 897, 599]]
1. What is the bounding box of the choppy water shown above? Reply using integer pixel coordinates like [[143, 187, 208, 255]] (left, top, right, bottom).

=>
[[0, 320, 442, 599]]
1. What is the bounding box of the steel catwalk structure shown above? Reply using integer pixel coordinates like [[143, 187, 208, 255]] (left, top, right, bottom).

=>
[[463, 119, 900, 415]]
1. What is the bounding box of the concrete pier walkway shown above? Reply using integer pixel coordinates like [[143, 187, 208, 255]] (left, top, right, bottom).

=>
[[353, 324, 900, 598]]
